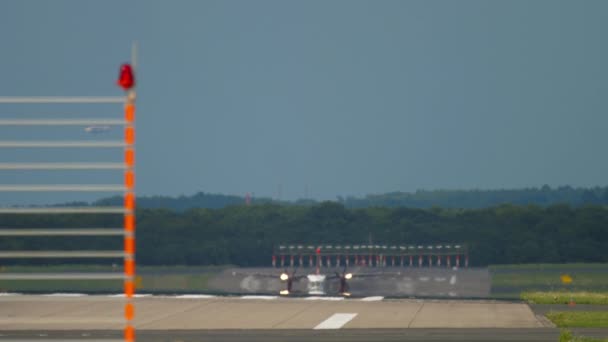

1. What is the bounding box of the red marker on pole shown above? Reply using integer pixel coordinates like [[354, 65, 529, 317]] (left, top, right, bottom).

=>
[[117, 64, 135, 90]]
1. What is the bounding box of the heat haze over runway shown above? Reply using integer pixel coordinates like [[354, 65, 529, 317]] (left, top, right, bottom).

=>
[[208, 267, 490, 298]]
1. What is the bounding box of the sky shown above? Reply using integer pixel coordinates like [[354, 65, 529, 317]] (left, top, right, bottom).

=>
[[0, 0, 607, 204]]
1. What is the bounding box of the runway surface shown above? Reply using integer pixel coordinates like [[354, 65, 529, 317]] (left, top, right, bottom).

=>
[[2, 295, 607, 341], [0, 328, 563, 341], [0, 295, 542, 330]]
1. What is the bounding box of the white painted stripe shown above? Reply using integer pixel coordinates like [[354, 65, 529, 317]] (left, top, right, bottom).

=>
[[450, 275, 457, 285], [42, 293, 87, 297], [0, 119, 126, 126], [0, 229, 125, 237], [0, 273, 126, 280], [0, 141, 126, 148], [174, 294, 216, 299], [0, 207, 129, 214], [0, 184, 125, 192], [240, 295, 277, 300], [434, 277, 446, 282], [0, 96, 125, 104], [0, 339, 123, 342], [314, 313, 357, 330], [419, 276, 430, 282], [0, 251, 125, 258], [360, 296, 384, 301], [0, 162, 125, 170], [304, 296, 344, 301]]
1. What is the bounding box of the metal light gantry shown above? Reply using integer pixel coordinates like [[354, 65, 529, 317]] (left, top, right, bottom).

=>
[[273, 243, 469, 268], [0, 47, 138, 342]]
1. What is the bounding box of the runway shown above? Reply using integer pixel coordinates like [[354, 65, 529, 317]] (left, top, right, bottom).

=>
[[2, 295, 607, 341], [0, 295, 543, 330], [0, 328, 562, 341]]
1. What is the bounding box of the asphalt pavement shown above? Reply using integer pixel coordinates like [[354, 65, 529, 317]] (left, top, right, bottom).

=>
[[0, 329, 562, 342]]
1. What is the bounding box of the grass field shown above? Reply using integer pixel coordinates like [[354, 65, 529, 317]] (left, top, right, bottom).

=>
[[490, 263, 608, 298], [560, 330, 608, 342], [522, 291, 608, 305], [548, 312, 608, 328]]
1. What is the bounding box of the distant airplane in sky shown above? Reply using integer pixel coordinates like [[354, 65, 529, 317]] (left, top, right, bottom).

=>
[[84, 126, 111, 134]]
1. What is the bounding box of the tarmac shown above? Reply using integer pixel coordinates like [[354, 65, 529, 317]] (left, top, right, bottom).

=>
[[0, 328, 564, 341], [1, 295, 607, 341], [0, 295, 543, 330], [0, 295, 546, 331]]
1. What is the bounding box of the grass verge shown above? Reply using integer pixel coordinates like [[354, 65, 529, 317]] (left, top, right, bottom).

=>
[[560, 329, 608, 342], [522, 291, 608, 305], [548, 312, 608, 328]]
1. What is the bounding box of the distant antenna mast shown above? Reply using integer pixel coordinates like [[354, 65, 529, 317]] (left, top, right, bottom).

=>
[[245, 192, 251, 206]]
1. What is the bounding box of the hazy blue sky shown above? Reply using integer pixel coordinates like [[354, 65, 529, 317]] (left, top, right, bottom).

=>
[[0, 0, 607, 203]]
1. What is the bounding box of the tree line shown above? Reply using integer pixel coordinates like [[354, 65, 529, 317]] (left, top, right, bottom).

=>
[[90, 186, 608, 211], [1, 202, 607, 266]]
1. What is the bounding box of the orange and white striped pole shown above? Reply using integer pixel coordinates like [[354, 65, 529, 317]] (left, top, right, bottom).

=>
[[124, 94, 136, 342], [119, 44, 137, 342]]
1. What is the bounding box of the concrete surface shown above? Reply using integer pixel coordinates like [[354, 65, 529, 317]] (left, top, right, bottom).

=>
[[0, 329, 563, 341], [0, 295, 542, 330]]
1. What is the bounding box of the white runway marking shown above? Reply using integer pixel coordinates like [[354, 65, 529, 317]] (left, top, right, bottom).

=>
[[360, 296, 384, 301], [304, 296, 344, 301], [450, 275, 457, 285], [314, 313, 358, 330], [240, 295, 277, 300], [42, 293, 87, 297], [434, 277, 446, 282], [419, 277, 430, 282], [174, 294, 216, 299]]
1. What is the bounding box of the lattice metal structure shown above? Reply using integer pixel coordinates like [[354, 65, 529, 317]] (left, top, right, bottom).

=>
[[0, 48, 138, 342], [273, 243, 469, 268]]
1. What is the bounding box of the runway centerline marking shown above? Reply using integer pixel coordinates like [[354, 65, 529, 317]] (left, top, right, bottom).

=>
[[450, 275, 457, 285], [173, 294, 216, 299], [360, 296, 384, 301], [314, 313, 358, 330], [304, 296, 344, 301], [240, 295, 277, 300]]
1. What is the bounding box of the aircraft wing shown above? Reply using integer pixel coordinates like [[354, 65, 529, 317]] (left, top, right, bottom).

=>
[[230, 271, 279, 279], [352, 271, 402, 278]]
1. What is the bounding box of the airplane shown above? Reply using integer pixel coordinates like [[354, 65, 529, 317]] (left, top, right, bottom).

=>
[[84, 125, 111, 134], [233, 268, 307, 296], [277, 268, 308, 296], [236, 247, 395, 297], [324, 265, 391, 297], [237, 265, 387, 297]]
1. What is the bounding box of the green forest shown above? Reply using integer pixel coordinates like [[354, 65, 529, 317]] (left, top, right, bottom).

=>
[[1, 202, 607, 267]]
